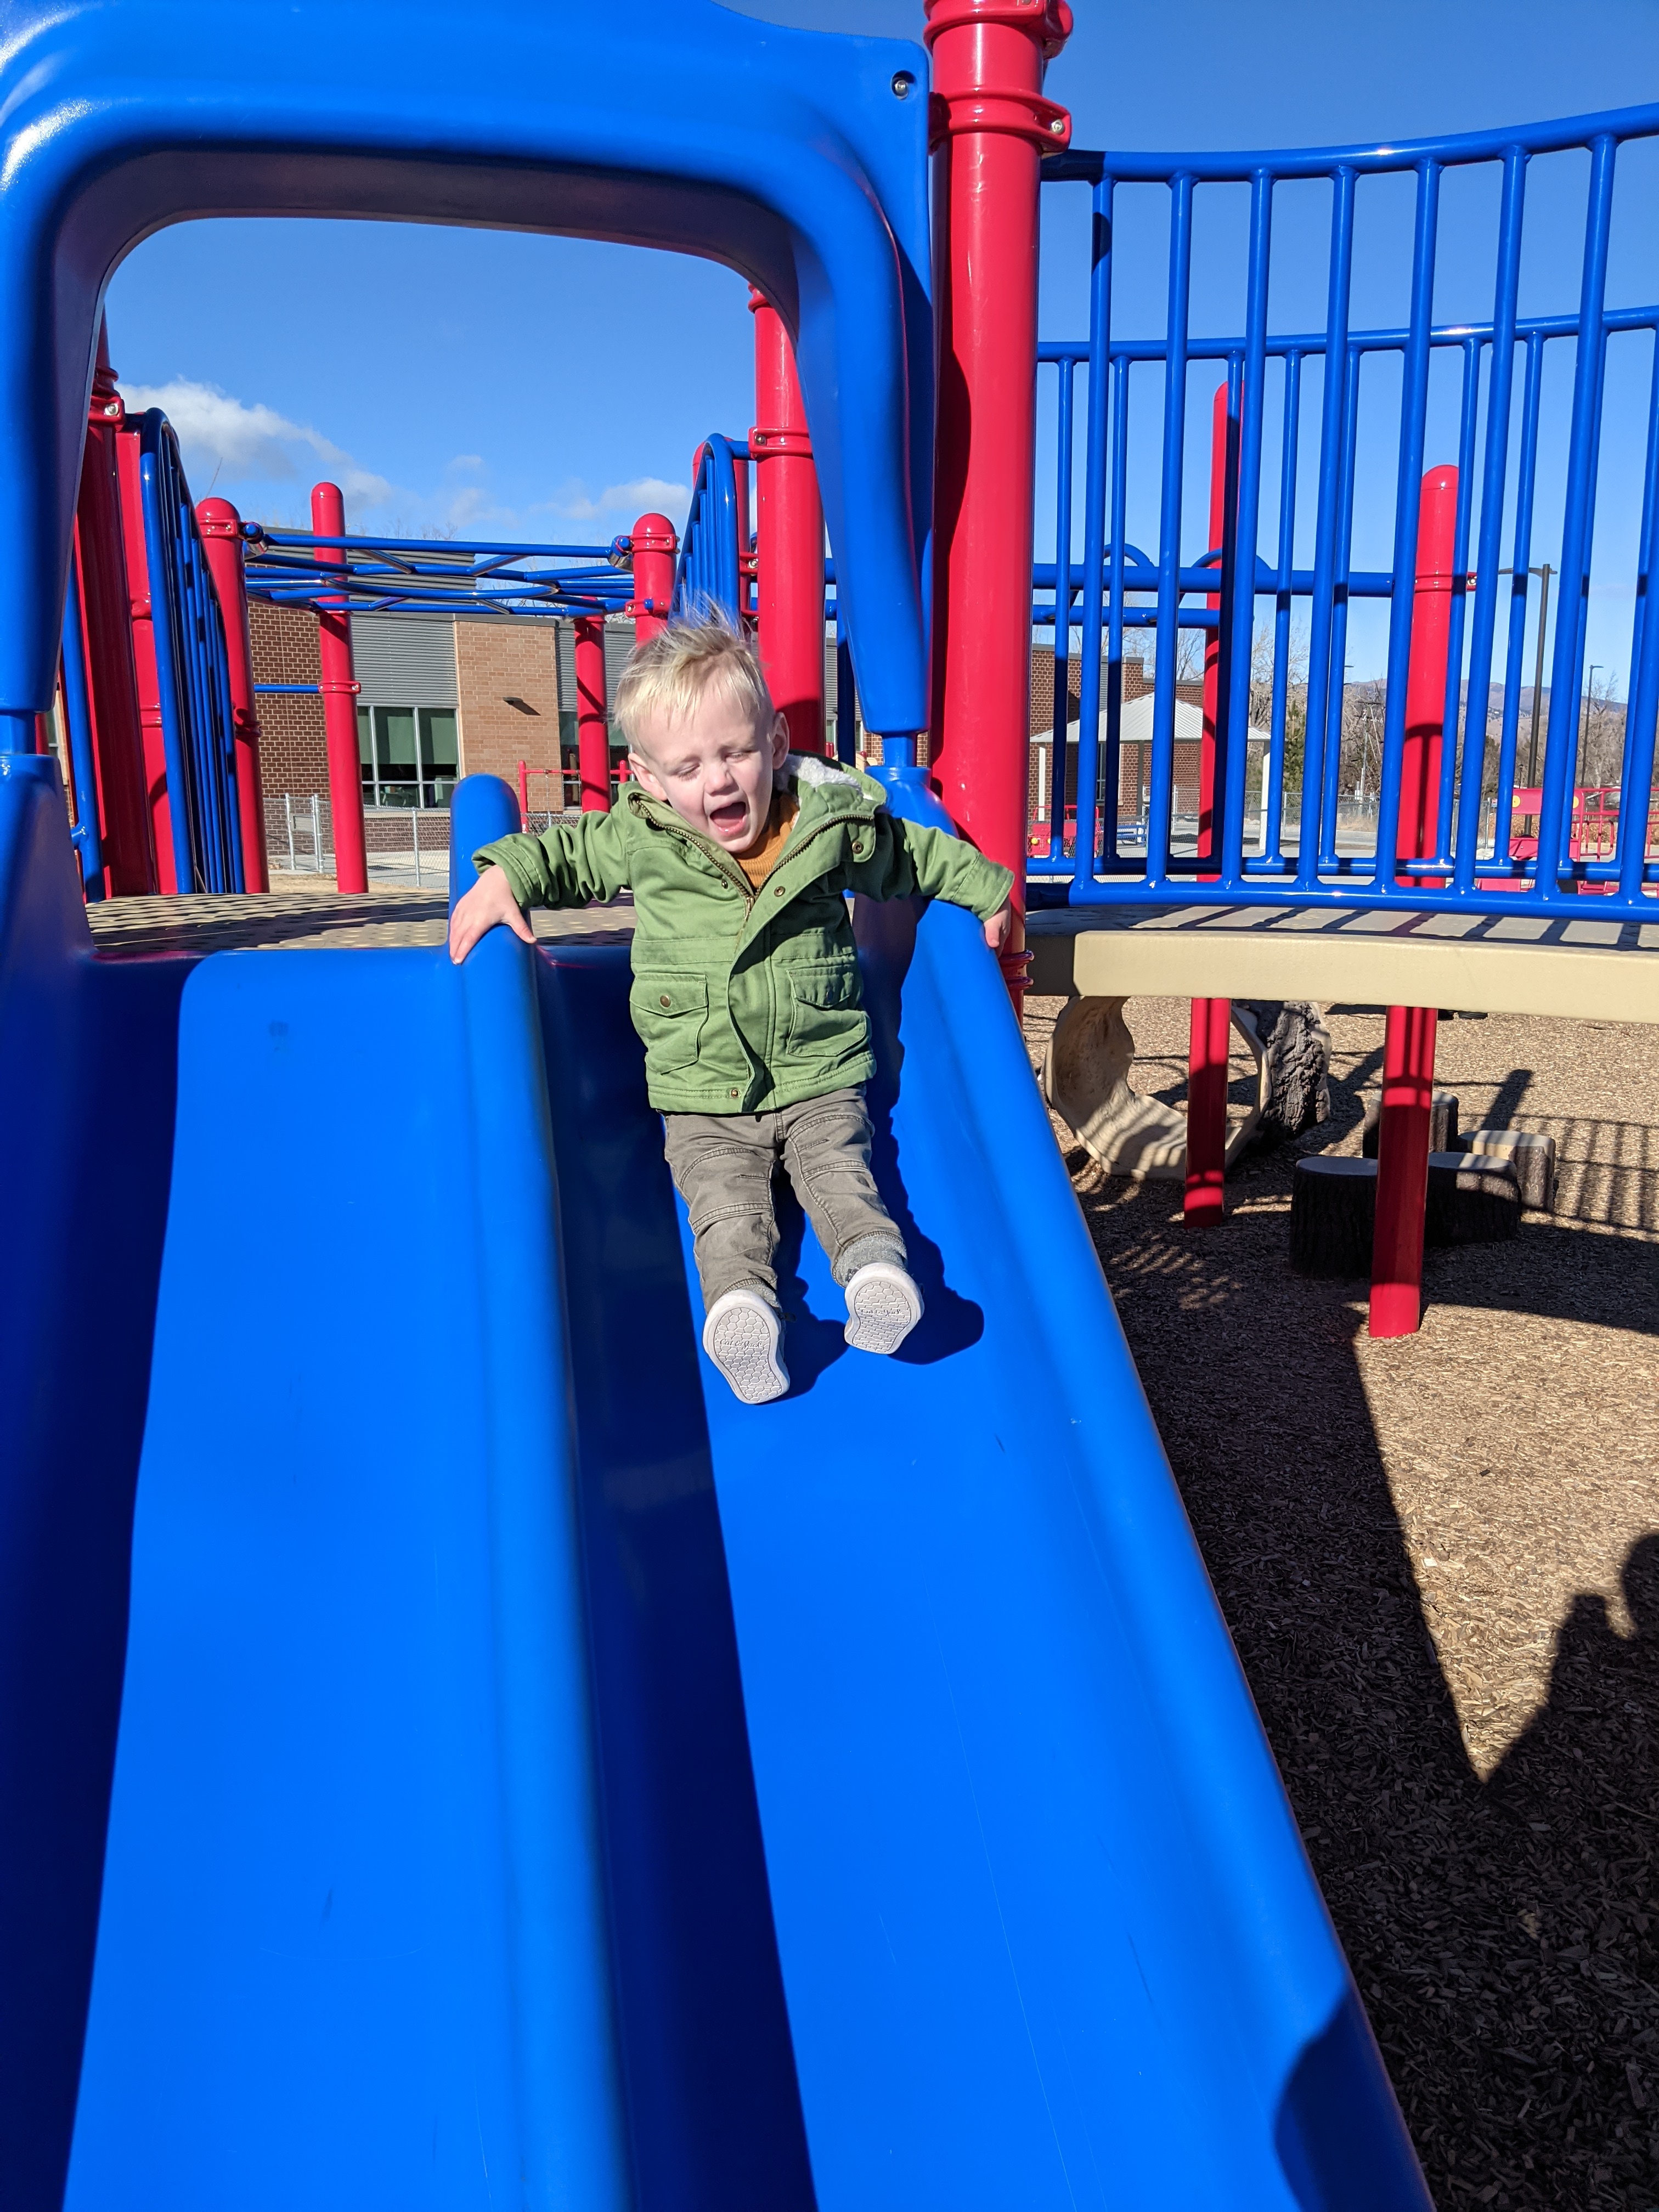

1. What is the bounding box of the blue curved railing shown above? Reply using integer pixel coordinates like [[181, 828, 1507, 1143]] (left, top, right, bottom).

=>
[[57, 552, 105, 899], [136, 410, 244, 894], [1032, 101, 1659, 920], [672, 433, 748, 624], [244, 530, 632, 620]]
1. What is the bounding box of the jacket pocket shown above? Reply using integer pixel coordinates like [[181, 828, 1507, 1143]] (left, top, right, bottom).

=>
[[786, 956, 867, 1062], [630, 971, 710, 1073]]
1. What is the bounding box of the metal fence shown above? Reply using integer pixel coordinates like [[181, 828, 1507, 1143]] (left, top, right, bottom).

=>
[[1032, 101, 1659, 920], [266, 794, 452, 887]]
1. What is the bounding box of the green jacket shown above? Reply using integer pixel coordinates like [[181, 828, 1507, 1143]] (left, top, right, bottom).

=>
[[475, 754, 1014, 1114]]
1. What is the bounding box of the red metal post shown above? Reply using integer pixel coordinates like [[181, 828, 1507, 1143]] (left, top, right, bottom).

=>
[[574, 613, 611, 810], [74, 326, 155, 895], [628, 514, 678, 646], [1370, 465, 1458, 1339], [624, 514, 678, 788], [924, 0, 1073, 1009], [1186, 382, 1234, 1221], [749, 290, 827, 756], [1185, 995, 1231, 1221], [196, 496, 269, 893], [310, 482, 369, 894], [115, 422, 176, 890]]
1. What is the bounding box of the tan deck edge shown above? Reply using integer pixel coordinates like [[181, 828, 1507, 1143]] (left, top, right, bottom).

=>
[[1026, 908, 1659, 1024]]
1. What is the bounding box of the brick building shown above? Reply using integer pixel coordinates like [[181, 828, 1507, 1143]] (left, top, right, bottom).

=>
[[248, 605, 633, 816], [247, 601, 328, 797], [1029, 641, 1252, 829]]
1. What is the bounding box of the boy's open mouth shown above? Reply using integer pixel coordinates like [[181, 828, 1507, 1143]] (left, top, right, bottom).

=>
[[708, 797, 750, 836]]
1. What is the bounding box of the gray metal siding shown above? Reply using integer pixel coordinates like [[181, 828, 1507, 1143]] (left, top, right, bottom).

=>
[[352, 613, 459, 708]]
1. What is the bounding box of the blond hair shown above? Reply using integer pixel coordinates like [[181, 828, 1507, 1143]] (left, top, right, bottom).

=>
[[613, 613, 775, 761]]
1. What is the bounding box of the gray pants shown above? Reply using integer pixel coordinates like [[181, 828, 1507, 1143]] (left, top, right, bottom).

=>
[[663, 1085, 906, 1313]]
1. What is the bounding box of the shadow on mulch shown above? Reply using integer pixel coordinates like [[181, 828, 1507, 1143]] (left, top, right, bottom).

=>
[[1074, 1150, 1659, 2212]]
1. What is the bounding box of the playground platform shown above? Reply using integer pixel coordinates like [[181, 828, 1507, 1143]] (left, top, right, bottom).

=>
[[1029, 905, 1659, 1026]]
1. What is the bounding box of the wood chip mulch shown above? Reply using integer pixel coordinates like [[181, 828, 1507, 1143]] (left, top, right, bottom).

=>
[[1023, 994, 1659, 2212]]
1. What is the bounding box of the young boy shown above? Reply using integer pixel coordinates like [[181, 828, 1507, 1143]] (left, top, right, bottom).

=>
[[449, 617, 1013, 1406]]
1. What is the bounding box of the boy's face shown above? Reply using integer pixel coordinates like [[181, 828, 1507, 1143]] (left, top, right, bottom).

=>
[[629, 686, 790, 854]]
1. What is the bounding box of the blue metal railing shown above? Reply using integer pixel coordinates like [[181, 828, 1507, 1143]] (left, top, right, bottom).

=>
[[1032, 102, 1659, 920], [57, 551, 105, 899], [136, 409, 244, 894], [244, 530, 633, 620], [673, 435, 749, 624]]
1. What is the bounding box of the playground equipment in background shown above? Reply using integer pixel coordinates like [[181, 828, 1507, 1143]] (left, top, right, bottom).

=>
[[1024, 98, 1659, 1334], [0, 3, 1453, 2205], [53, 332, 262, 899]]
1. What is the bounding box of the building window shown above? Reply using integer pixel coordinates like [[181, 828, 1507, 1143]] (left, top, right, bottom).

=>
[[358, 705, 459, 807]]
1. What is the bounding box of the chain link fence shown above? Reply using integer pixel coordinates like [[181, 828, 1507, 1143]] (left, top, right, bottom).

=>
[[264, 795, 453, 889]]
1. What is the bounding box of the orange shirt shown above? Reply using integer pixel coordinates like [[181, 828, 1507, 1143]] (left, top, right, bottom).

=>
[[734, 789, 800, 887]]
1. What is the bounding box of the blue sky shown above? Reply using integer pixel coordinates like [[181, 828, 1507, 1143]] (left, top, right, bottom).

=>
[[108, 0, 1659, 681]]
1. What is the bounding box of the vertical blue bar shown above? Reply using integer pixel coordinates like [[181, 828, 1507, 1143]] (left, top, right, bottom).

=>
[[1219, 170, 1272, 891], [1319, 342, 1363, 868], [1296, 166, 1355, 889], [1536, 133, 1616, 904], [1105, 354, 1130, 861], [1072, 176, 1115, 894], [1146, 172, 1194, 893], [58, 548, 105, 898], [1489, 336, 1547, 884], [1453, 147, 1527, 894], [1432, 335, 1481, 874], [1372, 160, 1442, 893], [1049, 358, 1075, 866], [137, 426, 198, 895], [1617, 324, 1659, 899], [1265, 351, 1301, 872]]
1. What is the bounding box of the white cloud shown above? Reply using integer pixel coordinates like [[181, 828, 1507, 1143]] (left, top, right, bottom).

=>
[[116, 377, 393, 511], [544, 475, 689, 527]]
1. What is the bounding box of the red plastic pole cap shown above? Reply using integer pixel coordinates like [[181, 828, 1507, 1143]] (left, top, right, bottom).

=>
[[630, 513, 678, 555], [195, 496, 242, 540]]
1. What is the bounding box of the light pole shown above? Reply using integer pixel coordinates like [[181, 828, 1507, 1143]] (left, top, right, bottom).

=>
[[1578, 661, 1601, 793], [1521, 562, 1551, 789]]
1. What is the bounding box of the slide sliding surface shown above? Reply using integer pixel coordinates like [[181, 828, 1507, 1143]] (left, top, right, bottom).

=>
[[48, 770, 1430, 2210]]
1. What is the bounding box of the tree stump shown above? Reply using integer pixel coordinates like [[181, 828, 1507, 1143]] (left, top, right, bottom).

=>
[[1457, 1127, 1557, 1211], [1237, 999, 1333, 1144], [1362, 1090, 1459, 1158], [1424, 1152, 1521, 1246], [1290, 1156, 1378, 1278]]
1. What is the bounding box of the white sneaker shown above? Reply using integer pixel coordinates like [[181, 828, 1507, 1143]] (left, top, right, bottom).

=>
[[843, 1262, 924, 1356], [702, 1288, 789, 1405]]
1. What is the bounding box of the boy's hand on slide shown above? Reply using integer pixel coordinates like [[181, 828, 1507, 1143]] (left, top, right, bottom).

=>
[[448, 865, 536, 964], [983, 901, 1014, 952]]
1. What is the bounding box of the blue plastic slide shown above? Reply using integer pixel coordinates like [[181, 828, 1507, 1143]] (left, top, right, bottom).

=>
[[0, 764, 1430, 2209]]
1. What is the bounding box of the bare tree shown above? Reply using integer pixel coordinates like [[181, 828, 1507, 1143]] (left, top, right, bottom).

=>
[[1342, 679, 1388, 803], [1174, 624, 1206, 686], [1249, 620, 1310, 789], [1576, 666, 1626, 789]]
